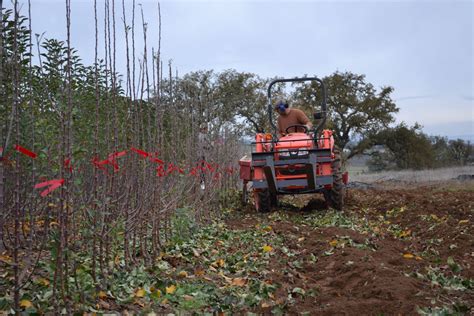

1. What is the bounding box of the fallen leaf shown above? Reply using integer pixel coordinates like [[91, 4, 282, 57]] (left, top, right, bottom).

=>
[[134, 298, 145, 307], [403, 253, 414, 259], [195, 268, 205, 276], [99, 299, 111, 309], [214, 258, 225, 267], [298, 237, 305, 242], [231, 278, 247, 286], [415, 256, 423, 261], [261, 301, 272, 308], [178, 271, 188, 278], [329, 240, 338, 247], [262, 225, 272, 232], [183, 295, 194, 301], [192, 248, 200, 257], [22, 224, 30, 233], [135, 288, 146, 298], [262, 245, 273, 253], [38, 278, 50, 286], [218, 271, 233, 282], [399, 230, 411, 238], [19, 299, 32, 308], [292, 287, 306, 295], [459, 219, 469, 225], [165, 284, 176, 294], [98, 290, 107, 299]]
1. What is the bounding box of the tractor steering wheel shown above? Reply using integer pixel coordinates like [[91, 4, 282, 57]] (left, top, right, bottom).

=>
[[285, 124, 309, 134]]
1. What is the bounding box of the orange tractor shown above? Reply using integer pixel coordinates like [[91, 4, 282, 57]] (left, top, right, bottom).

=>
[[239, 77, 347, 212]]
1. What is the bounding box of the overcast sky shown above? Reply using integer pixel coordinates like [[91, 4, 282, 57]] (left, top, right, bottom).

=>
[[6, 0, 474, 138]]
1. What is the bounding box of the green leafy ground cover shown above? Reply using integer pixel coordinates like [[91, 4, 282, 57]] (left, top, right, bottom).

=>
[[1, 184, 473, 315]]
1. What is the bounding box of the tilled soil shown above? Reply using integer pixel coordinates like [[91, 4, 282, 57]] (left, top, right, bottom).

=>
[[227, 182, 474, 315]]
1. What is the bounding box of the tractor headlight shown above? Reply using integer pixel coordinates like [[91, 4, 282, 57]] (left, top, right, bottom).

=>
[[279, 151, 290, 157], [298, 150, 308, 156]]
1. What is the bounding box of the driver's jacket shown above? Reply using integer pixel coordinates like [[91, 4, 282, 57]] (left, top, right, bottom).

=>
[[277, 108, 311, 135]]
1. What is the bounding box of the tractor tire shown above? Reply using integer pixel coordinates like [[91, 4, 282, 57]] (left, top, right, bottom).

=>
[[324, 149, 345, 211], [254, 189, 277, 213]]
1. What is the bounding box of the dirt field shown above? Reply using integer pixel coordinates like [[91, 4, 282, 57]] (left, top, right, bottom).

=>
[[225, 181, 474, 315]]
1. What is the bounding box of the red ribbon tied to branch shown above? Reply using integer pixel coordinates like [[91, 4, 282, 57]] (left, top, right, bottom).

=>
[[64, 158, 74, 172], [130, 148, 166, 166], [108, 151, 127, 171], [14, 144, 37, 159], [130, 147, 150, 158], [108, 150, 127, 160], [156, 165, 166, 177], [34, 179, 64, 197], [150, 157, 164, 165], [92, 150, 127, 172]]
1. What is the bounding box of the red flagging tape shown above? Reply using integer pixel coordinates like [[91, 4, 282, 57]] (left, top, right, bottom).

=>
[[150, 157, 164, 164], [14, 144, 37, 159], [156, 165, 166, 177], [131, 147, 150, 158], [34, 179, 64, 197], [92, 151, 127, 173], [108, 151, 127, 161], [92, 156, 108, 171], [64, 158, 73, 172]]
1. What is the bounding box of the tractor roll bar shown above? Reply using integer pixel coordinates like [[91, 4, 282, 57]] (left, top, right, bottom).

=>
[[267, 77, 327, 139]]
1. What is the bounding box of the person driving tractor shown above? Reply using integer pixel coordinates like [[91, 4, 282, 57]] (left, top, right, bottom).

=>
[[274, 100, 313, 136]]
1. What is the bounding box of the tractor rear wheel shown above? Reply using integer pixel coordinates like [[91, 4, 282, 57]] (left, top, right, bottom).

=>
[[324, 149, 345, 211], [254, 189, 277, 212]]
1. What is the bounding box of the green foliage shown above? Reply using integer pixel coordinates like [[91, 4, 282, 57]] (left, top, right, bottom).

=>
[[429, 137, 473, 167], [417, 304, 470, 316], [367, 124, 473, 170], [0, 218, 287, 313], [447, 139, 472, 166], [368, 123, 434, 170], [164, 69, 272, 136], [170, 207, 197, 244], [414, 266, 473, 291], [1, 8, 32, 145]]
